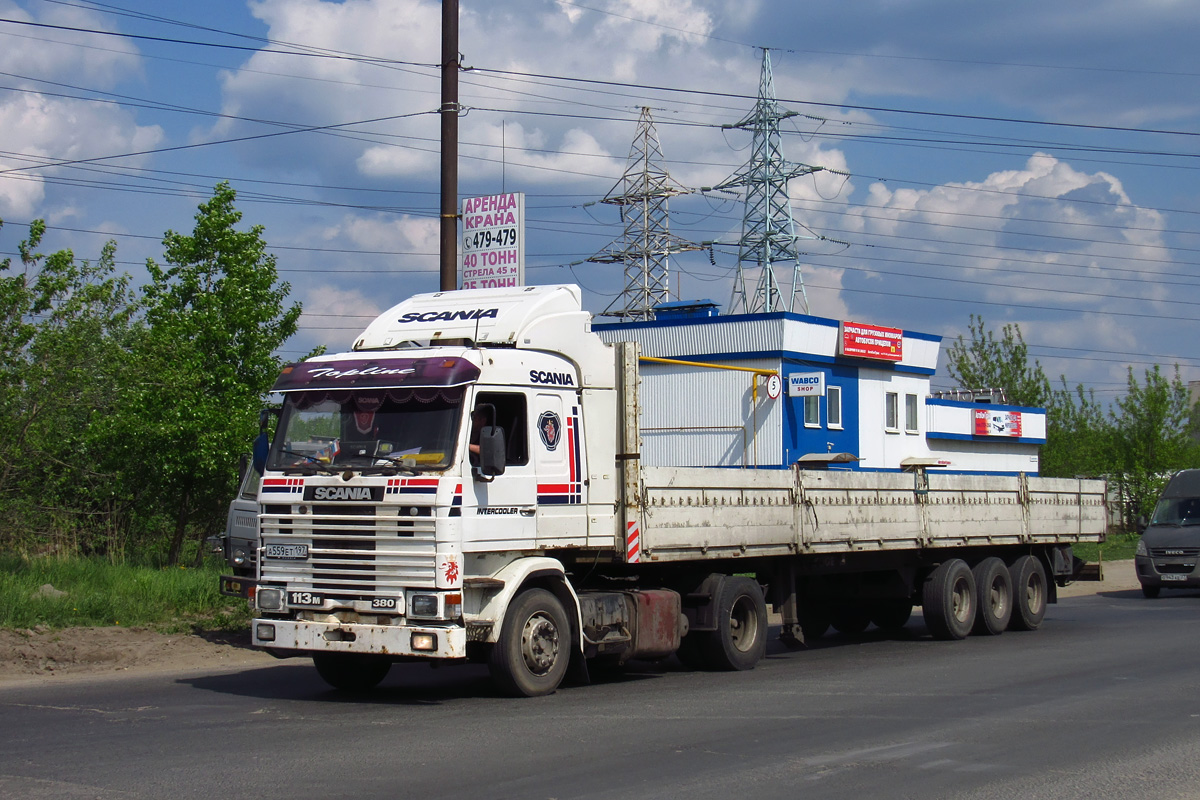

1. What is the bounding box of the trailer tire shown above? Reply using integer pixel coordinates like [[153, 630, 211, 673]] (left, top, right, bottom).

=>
[[312, 653, 391, 692], [799, 602, 831, 641], [1008, 555, 1048, 630], [870, 599, 914, 634], [971, 557, 1013, 636], [829, 603, 872, 635], [922, 559, 975, 641], [489, 588, 570, 697], [702, 577, 767, 671]]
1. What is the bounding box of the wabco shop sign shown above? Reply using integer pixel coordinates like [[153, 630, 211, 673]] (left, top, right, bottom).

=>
[[461, 192, 524, 290], [787, 372, 826, 397]]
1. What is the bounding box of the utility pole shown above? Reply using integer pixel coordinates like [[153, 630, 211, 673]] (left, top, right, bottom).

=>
[[717, 49, 821, 315], [439, 0, 459, 291], [589, 107, 699, 321]]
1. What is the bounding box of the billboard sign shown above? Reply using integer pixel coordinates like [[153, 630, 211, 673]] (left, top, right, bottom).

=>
[[840, 321, 903, 362], [461, 192, 524, 290], [974, 409, 1023, 437]]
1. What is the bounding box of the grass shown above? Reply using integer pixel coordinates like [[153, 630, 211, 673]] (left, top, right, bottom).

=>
[[0, 555, 252, 633], [1073, 531, 1141, 564]]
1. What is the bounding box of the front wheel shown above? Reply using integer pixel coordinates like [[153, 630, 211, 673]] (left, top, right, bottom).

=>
[[1141, 584, 1161, 599], [489, 588, 571, 697], [312, 653, 391, 692]]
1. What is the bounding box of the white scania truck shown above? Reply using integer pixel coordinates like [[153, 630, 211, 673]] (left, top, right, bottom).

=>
[[223, 284, 1106, 696]]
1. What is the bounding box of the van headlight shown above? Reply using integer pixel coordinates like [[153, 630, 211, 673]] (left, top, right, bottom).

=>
[[1136, 538, 1148, 557]]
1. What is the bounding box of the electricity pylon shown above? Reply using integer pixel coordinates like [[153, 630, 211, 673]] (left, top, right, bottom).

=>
[[716, 48, 821, 315], [589, 107, 700, 320]]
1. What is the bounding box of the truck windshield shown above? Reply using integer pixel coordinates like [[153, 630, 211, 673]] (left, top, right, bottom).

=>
[[268, 387, 465, 472], [1150, 497, 1200, 526]]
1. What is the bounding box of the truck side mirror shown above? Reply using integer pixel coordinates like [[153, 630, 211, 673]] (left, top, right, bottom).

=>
[[251, 431, 270, 476], [476, 426, 506, 480]]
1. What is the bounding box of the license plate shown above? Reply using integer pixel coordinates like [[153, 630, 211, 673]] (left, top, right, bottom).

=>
[[288, 591, 323, 606], [265, 543, 309, 560], [1161, 573, 1188, 582]]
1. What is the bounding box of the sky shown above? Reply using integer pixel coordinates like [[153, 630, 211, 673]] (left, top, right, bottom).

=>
[[1, 0, 1198, 402]]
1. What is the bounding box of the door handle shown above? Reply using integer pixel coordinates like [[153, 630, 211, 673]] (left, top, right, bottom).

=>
[[520, 507, 536, 517]]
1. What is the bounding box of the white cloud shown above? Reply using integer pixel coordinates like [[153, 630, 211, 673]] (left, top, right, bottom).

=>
[[0, 1, 141, 89], [0, 93, 162, 218]]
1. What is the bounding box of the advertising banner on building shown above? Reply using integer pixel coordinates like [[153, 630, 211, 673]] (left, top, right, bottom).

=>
[[461, 192, 524, 290], [974, 409, 1023, 437], [840, 321, 903, 362]]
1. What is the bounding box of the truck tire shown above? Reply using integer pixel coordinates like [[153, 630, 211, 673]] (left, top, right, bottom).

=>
[[702, 576, 767, 671], [971, 557, 1012, 635], [829, 603, 872, 635], [870, 599, 913, 634], [1007, 555, 1048, 630], [489, 588, 570, 697], [312, 653, 391, 692], [922, 559, 975, 641]]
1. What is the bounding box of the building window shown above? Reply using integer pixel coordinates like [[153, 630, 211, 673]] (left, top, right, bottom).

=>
[[804, 395, 820, 427], [827, 386, 842, 430], [905, 393, 919, 434], [885, 391, 899, 433]]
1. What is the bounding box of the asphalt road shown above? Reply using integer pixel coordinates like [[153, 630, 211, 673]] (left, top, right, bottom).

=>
[[3, 585, 1200, 800]]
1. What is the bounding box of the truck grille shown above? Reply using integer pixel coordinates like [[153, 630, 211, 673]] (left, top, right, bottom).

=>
[[259, 502, 437, 600], [1150, 547, 1200, 558]]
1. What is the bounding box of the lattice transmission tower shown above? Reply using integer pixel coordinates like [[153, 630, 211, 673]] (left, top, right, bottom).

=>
[[589, 106, 700, 320], [716, 49, 822, 315]]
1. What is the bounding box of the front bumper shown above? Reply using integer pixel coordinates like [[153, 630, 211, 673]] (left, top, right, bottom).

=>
[[1135, 554, 1200, 588], [251, 618, 467, 659]]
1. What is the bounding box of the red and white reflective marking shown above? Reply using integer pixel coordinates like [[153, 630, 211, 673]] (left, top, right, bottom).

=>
[[625, 520, 640, 563]]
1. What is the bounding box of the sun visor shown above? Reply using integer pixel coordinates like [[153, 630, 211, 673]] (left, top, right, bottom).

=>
[[272, 357, 481, 392]]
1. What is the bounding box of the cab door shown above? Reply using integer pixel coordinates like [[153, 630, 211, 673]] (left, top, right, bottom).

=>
[[461, 390, 537, 552]]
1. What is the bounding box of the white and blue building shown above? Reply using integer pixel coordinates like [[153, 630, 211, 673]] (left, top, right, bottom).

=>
[[594, 303, 1046, 476]]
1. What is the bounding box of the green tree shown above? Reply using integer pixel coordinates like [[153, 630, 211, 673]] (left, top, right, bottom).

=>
[[944, 314, 1051, 406], [118, 183, 302, 565], [1108, 365, 1200, 530], [1041, 380, 1110, 480], [0, 220, 139, 555]]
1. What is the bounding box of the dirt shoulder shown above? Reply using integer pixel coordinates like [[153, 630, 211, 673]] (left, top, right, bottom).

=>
[[0, 561, 1137, 687]]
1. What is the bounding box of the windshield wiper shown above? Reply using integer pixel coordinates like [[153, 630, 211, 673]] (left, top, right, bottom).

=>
[[277, 449, 338, 475]]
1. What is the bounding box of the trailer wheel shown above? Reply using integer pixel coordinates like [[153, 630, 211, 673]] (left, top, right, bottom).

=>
[[870, 599, 914, 634], [922, 559, 975, 640], [829, 603, 872, 635], [1008, 555, 1048, 630], [489, 588, 570, 697], [312, 653, 391, 692], [703, 577, 767, 671], [799, 602, 831, 642], [971, 557, 1013, 636]]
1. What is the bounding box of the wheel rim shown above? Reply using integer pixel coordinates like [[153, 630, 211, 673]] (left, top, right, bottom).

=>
[[951, 577, 973, 624], [729, 594, 760, 653], [1025, 571, 1044, 613], [989, 576, 1008, 617], [520, 611, 560, 676]]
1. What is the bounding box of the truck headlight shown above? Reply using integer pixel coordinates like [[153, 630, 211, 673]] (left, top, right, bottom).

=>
[[1136, 538, 1148, 557], [232, 547, 248, 566], [410, 594, 438, 617], [257, 587, 284, 611], [256, 623, 276, 642]]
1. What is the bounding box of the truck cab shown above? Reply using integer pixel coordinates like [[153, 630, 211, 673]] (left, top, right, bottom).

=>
[[1136, 469, 1200, 597]]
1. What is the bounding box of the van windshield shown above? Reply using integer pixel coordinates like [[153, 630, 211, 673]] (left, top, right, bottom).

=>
[[268, 387, 465, 473], [1150, 497, 1200, 526]]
